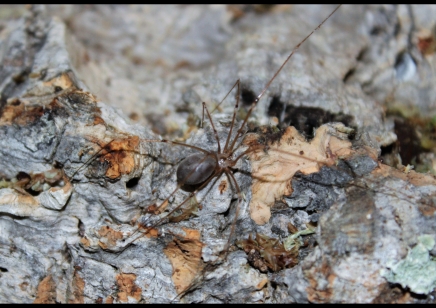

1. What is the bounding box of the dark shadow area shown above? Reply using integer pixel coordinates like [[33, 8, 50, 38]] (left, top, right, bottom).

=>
[[267, 95, 355, 140]]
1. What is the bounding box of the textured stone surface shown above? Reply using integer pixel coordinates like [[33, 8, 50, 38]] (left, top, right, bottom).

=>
[[1, 5, 436, 303]]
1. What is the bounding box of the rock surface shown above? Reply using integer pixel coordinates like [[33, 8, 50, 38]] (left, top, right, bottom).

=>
[[0, 5, 436, 303]]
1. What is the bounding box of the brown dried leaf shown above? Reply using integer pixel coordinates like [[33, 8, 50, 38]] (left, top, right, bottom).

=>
[[247, 124, 353, 225], [163, 228, 205, 294]]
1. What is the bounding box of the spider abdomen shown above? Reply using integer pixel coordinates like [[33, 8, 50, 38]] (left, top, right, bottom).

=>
[[176, 153, 217, 185]]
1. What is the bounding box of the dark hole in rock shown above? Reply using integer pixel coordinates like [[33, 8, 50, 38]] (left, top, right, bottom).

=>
[[267, 96, 355, 140], [126, 177, 141, 189], [343, 68, 355, 83], [25, 188, 42, 196], [240, 87, 256, 107], [392, 117, 424, 166], [221, 203, 232, 218]]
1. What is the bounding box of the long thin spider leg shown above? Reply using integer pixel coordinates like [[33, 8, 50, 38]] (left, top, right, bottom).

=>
[[202, 79, 241, 154], [233, 144, 323, 164], [231, 144, 268, 162], [231, 130, 249, 155], [130, 170, 220, 245], [146, 138, 211, 155], [235, 168, 304, 185], [201, 79, 240, 129], [68, 139, 115, 181], [151, 152, 214, 214], [169, 170, 244, 301], [223, 79, 241, 154], [227, 5, 342, 153], [70, 137, 214, 179], [127, 150, 217, 243], [202, 102, 222, 153], [220, 169, 244, 260], [209, 79, 241, 116]]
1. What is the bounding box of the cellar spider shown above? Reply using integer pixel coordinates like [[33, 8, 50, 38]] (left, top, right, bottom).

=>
[[69, 6, 343, 295]]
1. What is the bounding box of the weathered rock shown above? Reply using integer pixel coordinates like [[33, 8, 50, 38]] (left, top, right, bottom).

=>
[[1, 5, 436, 304]]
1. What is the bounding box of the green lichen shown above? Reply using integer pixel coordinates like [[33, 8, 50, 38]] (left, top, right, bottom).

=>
[[283, 227, 315, 252], [381, 235, 436, 294]]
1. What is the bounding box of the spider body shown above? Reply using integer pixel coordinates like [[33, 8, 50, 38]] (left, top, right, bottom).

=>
[[177, 153, 217, 186]]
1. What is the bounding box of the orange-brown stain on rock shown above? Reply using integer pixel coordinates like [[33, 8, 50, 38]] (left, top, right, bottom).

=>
[[0, 98, 23, 124], [19, 281, 29, 292], [305, 259, 335, 303], [42, 72, 76, 90], [93, 116, 105, 125], [100, 136, 140, 179], [145, 227, 159, 238], [0, 103, 44, 126], [0, 73, 83, 125], [163, 228, 204, 294], [106, 295, 114, 304], [372, 163, 436, 187], [418, 201, 436, 217], [0, 86, 101, 127], [34, 275, 57, 304], [372, 283, 413, 303], [405, 169, 436, 186], [0, 190, 39, 207], [68, 270, 85, 303], [218, 179, 228, 194], [256, 278, 269, 290], [80, 237, 91, 247], [98, 225, 124, 249], [417, 29, 436, 55], [116, 273, 142, 302]]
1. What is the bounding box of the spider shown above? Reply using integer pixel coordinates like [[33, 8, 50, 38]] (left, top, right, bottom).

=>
[[71, 3, 341, 242], [67, 4, 343, 299]]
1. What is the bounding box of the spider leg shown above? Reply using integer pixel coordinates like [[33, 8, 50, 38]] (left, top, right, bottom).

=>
[[226, 5, 342, 153], [202, 102, 223, 153], [68, 139, 115, 181], [128, 155, 219, 244], [223, 79, 241, 153], [219, 169, 245, 260]]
